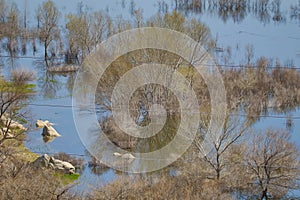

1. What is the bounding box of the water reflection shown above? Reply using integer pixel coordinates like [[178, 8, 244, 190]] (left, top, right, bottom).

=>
[[38, 71, 61, 99], [172, 0, 287, 24], [32, 59, 76, 99], [290, 1, 300, 25], [136, 114, 180, 153]]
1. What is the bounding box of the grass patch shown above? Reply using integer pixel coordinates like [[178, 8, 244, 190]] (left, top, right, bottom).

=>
[[54, 173, 80, 185]]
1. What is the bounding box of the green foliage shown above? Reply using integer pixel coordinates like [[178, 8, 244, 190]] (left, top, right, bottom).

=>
[[164, 11, 185, 31], [0, 70, 35, 144], [54, 173, 80, 185]]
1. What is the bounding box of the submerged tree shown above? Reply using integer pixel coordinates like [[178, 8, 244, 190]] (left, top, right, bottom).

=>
[[36, 0, 60, 65], [0, 1, 20, 58], [0, 0, 7, 23], [66, 8, 109, 64]]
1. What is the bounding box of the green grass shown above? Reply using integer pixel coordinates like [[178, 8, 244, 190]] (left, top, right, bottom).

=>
[[54, 173, 80, 185]]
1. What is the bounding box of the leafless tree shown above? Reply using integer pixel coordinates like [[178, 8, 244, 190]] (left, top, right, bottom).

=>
[[245, 129, 300, 199], [194, 113, 251, 180], [36, 0, 60, 65], [66, 8, 109, 64]]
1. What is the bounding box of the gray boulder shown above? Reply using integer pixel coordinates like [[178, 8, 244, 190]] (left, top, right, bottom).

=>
[[42, 125, 61, 137], [33, 154, 51, 168]]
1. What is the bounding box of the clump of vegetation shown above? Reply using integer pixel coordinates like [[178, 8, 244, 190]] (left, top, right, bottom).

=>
[[223, 58, 300, 117], [0, 162, 76, 200], [244, 129, 300, 199], [87, 173, 218, 200]]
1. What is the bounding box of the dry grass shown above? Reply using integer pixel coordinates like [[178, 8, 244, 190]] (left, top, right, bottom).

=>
[[88, 171, 234, 200]]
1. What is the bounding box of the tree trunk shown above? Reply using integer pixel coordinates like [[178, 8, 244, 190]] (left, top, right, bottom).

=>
[[44, 40, 49, 67], [261, 189, 268, 200], [216, 152, 221, 180], [44, 40, 48, 60]]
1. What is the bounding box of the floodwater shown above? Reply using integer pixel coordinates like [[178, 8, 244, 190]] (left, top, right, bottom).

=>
[[1, 0, 299, 193]]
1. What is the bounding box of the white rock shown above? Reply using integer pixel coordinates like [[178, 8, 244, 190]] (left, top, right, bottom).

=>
[[113, 152, 135, 159], [113, 152, 122, 157], [50, 157, 75, 174], [61, 161, 75, 171], [6, 132, 14, 138], [121, 153, 135, 159], [36, 120, 54, 128], [10, 120, 27, 131]]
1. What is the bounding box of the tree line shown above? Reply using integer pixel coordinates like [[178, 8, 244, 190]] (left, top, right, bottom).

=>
[[0, 0, 299, 67]]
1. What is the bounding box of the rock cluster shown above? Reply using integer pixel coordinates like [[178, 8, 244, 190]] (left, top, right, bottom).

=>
[[33, 154, 75, 174], [1, 115, 27, 131], [0, 115, 27, 139]]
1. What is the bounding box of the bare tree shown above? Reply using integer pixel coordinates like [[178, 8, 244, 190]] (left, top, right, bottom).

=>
[[194, 113, 251, 180], [133, 8, 144, 28], [245, 44, 254, 65], [245, 129, 300, 199], [0, 0, 6, 23], [66, 9, 108, 64], [36, 0, 60, 65], [0, 2, 19, 57]]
